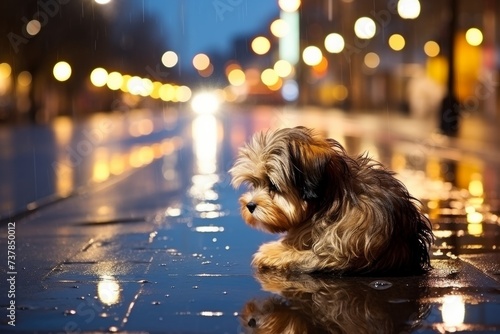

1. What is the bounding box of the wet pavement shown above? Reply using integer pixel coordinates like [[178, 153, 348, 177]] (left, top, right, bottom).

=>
[[0, 106, 499, 333]]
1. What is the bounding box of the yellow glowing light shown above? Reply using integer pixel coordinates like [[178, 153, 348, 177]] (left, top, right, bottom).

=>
[[261, 68, 280, 86], [278, 0, 301, 12], [268, 77, 283, 91], [26, 20, 41, 36], [333, 85, 348, 100], [465, 28, 483, 46], [90, 68, 108, 87], [120, 74, 131, 92], [270, 19, 289, 38], [441, 295, 465, 328], [273, 59, 293, 78], [468, 223, 483, 236], [467, 211, 483, 224], [354, 17, 376, 39], [225, 63, 241, 76], [17, 71, 32, 86], [106, 71, 123, 90], [162, 51, 178, 68], [97, 277, 120, 305], [176, 85, 192, 102], [324, 33, 345, 53], [397, 0, 421, 19], [228, 68, 246, 86], [95, 0, 112, 4], [193, 53, 210, 71], [424, 41, 440, 57], [251, 36, 271, 55], [469, 174, 484, 197], [159, 84, 175, 101], [0, 63, 12, 79], [150, 81, 162, 99], [364, 52, 380, 69], [53, 61, 72, 82], [389, 34, 405, 51], [302, 46, 323, 66]]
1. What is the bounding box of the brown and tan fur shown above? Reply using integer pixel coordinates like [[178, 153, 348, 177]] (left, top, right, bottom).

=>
[[230, 126, 434, 275], [240, 271, 429, 333]]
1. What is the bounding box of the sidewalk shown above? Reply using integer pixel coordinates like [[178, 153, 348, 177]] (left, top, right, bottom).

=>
[[1, 106, 499, 333]]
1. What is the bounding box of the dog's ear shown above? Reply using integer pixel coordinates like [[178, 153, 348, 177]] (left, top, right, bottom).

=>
[[288, 130, 350, 202], [287, 136, 332, 201]]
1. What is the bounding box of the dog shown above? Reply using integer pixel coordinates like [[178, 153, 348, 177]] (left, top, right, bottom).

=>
[[240, 271, 429, 333], [230, 126, 434, 275]]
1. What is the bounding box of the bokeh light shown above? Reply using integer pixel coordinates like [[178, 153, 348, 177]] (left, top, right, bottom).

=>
[[424, 41, 440, 57], [17, 71, 32, 86], [274, 59, 293, 78], [278, 0, 301, 12], [282, 80, 299, 101], [397, 0, 421, 19], [53, 61, 72, 82], [191, 92, 219, 114], [465, 28, 483, 46], [388, 34, 405, 51], [364, 52, 380, 69], [95, 0, 112, 4], [324, 33, 345, 53], [26, 20, 41, 36], [302, 46, 323, 66], [251, 36, 271, 55], [106, 71, 123, 90], [0, 63, 12, 79], [354, 17, 376, 39], [161, 51, 178, 68], [261, 68, 280, 86], [270, 19, 289, 38], [193, 53, 210, 71], [90, 67, 108, 87], [227, 68, 246, 86]]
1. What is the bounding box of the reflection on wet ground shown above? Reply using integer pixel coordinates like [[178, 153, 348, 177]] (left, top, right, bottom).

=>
[[0, 106, 499, 333]]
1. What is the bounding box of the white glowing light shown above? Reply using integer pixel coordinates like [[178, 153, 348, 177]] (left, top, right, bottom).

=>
[[324, 33, 345, 53], [397, 0, 421, 19], [53, 61, 72, 82], [302, 46, 323, 66], [354, 17, 376, 39], [191, 92, 220, 114]]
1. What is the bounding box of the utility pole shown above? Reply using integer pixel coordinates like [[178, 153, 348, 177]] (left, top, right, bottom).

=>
[[439, 0, 459, 136]]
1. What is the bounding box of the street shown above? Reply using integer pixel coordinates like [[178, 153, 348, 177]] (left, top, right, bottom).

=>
[[0, 105, 499, 333]]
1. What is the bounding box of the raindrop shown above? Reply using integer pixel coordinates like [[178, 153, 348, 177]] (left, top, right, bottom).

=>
[[108, 326, 119, 333], [201, 261, 211, 265], [137, 279, 150, 284], [192, 285, 199, 289], [64, 309, 77, 316], [72, 285, 79, 289], [223, 291, 227, 295], [100, 312, 109, 318], [160, 263, 167, 267], [152, 301, 161, 305], [368, 280, 393, 290], [77, 296, 85, 300], [165, 294, 170, 298]]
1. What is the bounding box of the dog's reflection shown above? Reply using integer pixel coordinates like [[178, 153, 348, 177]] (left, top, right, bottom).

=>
[[241, 271, 429, 334]]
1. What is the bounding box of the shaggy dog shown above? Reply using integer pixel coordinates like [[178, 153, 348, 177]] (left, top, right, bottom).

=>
[[230, 126, 434, 274]]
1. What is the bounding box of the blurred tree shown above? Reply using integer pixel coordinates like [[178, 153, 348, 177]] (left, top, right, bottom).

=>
[[0, 0, 171, 121]]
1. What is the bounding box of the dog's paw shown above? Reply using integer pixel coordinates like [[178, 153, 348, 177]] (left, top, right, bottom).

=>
[[252, 241, 292, 270]]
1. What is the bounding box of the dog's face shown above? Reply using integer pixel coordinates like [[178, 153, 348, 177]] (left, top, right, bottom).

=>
[[230, 127, 343, 233]]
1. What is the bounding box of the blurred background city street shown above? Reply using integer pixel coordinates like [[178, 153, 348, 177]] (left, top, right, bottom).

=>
[[0, 0, 499, 333]]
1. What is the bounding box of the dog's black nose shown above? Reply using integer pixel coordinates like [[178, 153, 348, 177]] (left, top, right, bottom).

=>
[[246, 202, 257, 213]]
